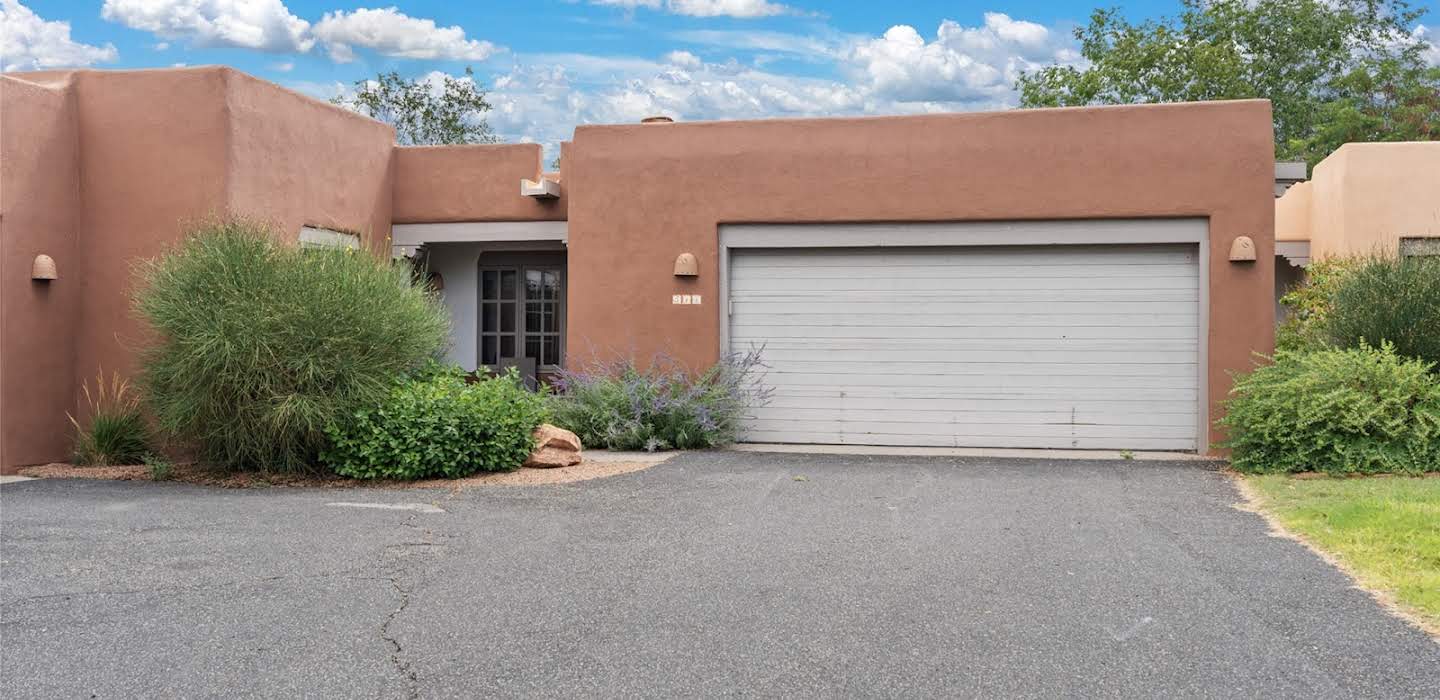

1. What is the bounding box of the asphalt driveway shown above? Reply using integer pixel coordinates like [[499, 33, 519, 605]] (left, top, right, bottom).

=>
[[2, 452, 1437, 698]]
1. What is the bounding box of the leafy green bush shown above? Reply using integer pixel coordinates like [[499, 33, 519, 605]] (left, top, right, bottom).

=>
[[69, 370, 151, 465], [1276, 257, 1357, 352], [1324, 254, 1440, 367], [1221, 343, 1440, 475], [322, 369, 548, 480], [145, 453, 175, 481], [548, 350, 770, 451], [133, 219, 450, 472]]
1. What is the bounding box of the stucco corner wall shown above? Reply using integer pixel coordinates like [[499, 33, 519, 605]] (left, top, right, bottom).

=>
[[392, 143, 566, 223], [0, 66, 407, 472], [565, 100, 1275, 455], [223, 68, 397, 252], [1, 75, 82, 472], [1274, 181, 1311, 242]]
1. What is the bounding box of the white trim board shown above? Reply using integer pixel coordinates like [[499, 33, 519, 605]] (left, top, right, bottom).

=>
[[721, 219, 1206, 248], [717, 219, 1211, 452], [392, 221, 567, 246]]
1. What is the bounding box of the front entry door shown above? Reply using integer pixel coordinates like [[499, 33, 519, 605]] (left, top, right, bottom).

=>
[[479, 266, 564, 380]]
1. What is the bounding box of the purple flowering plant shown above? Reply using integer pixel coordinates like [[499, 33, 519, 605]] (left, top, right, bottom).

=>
[[548, 346, 771, 451]]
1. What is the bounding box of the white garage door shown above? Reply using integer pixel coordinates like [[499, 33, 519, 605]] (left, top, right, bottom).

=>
[[728, 243, 1200, 450]]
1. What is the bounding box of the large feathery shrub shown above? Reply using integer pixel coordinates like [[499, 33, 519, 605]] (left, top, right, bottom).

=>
[[1322, 254, 1440, 367], [133, 218, 450, 472]]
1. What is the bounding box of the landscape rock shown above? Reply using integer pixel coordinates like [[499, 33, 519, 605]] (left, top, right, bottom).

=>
[[524, 424, 582, 468]]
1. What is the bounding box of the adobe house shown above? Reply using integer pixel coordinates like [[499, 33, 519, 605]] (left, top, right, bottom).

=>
[[0, 66, 1276, 472]]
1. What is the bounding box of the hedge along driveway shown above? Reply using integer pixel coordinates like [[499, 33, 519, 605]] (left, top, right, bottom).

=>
[[2, 453, 1438, 697]]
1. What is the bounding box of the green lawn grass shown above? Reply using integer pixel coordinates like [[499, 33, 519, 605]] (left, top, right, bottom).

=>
[[1246, 474, 1440, 633]]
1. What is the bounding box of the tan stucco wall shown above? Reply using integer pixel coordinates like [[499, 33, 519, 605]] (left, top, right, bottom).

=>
[[1274, 181, 1311, 242], [1, 75, 83, 468], [565, 100, 1276, 454], [1274, 142, 1440, 258], [0, 67, 399, 472], [224, 69, 397, 251], [392, 143, 565, 223]]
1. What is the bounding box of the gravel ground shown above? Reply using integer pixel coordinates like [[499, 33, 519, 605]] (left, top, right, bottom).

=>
[[2, 451, 1437, 698]]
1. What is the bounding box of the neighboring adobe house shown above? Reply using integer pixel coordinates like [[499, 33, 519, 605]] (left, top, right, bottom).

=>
[[1274, 142, 1440, 302], [1, 66, 1276, 473]]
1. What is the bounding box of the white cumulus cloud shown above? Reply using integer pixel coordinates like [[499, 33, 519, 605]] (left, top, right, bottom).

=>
[[101, 0, 313, 52], [311, 7, 502, 63], [1415, 25, 1440, 67], [590, 0, 790, 19], [0, 0, 118, 71], [846, 13, 1078, 103]]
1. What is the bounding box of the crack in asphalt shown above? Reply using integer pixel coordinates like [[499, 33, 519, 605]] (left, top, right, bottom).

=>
[[377, 508, 455, 699]]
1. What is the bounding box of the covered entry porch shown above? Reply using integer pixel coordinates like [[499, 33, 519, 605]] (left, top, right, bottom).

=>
[[393, 221, 568, 383]]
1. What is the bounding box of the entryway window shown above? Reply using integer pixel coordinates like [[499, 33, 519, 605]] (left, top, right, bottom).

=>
[[479, 266, 564, 370]]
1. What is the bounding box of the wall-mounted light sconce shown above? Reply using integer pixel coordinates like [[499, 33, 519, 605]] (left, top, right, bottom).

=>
[[426, 271, 445, 291], [673, 252, 698, 277], [32, 254, 57, 281], [1228, 236, 1256, 262]]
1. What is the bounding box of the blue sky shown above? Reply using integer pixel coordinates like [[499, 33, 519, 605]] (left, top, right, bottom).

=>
[[4, 1, 1437, 158]]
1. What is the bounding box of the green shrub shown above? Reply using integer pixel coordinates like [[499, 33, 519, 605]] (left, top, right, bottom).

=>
[[133, 219, 450, 472], [69, 370, 151, 466], [548, 350, 771, 451], [1323, 254, 1440, 367], [145, 453, 175, 481], [1276, 257, 1357, 352], [322, 369, 548, 480], [1221, 343, 1440, 475]]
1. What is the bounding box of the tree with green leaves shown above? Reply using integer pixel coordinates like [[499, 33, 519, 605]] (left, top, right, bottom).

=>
[[333, 66, 497, 146], [1017, 0, 1439, 167]]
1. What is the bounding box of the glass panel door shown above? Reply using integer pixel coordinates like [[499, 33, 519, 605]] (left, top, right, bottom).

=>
[[524, 269, 562, 367], [479, 268, 519, 367], [480, 266, 563, 369]]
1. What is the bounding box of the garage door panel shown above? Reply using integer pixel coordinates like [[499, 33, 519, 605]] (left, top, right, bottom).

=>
[[734, 300, 1196, 315], [733, 275, 1199, 293], [733, 313, 1195, 327], [748, 407, 1199, 428], [743, 420, 1199, 441], [755, 346, 1198, 362], [757, 360, 1199, 376], [740, 431, 1194, 451], [734, 324, 1200, 340], [765, 371, 1198, 391], [734, 245, 1193, 266], [729, 242, 1200, 451], [764, 395, 1198, 414]]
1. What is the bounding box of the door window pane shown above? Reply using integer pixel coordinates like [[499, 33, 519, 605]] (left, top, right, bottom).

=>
[[481, 336, 497, 366], [481, 303, 496, 332], [482, 270, 498, 299], [500, 335, 515, 359], [500, 271, 517, 300], [500, 302, 515, 332]]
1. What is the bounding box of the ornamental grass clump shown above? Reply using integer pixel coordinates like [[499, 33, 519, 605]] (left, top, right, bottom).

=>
[[322, 367, 548, 480], [1221, 343, 1440, 475], [69, 369, 151, 466], [133, 218, 450, 472], [1323, 254, 1440, 368], [548, 348, 771, 451]]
